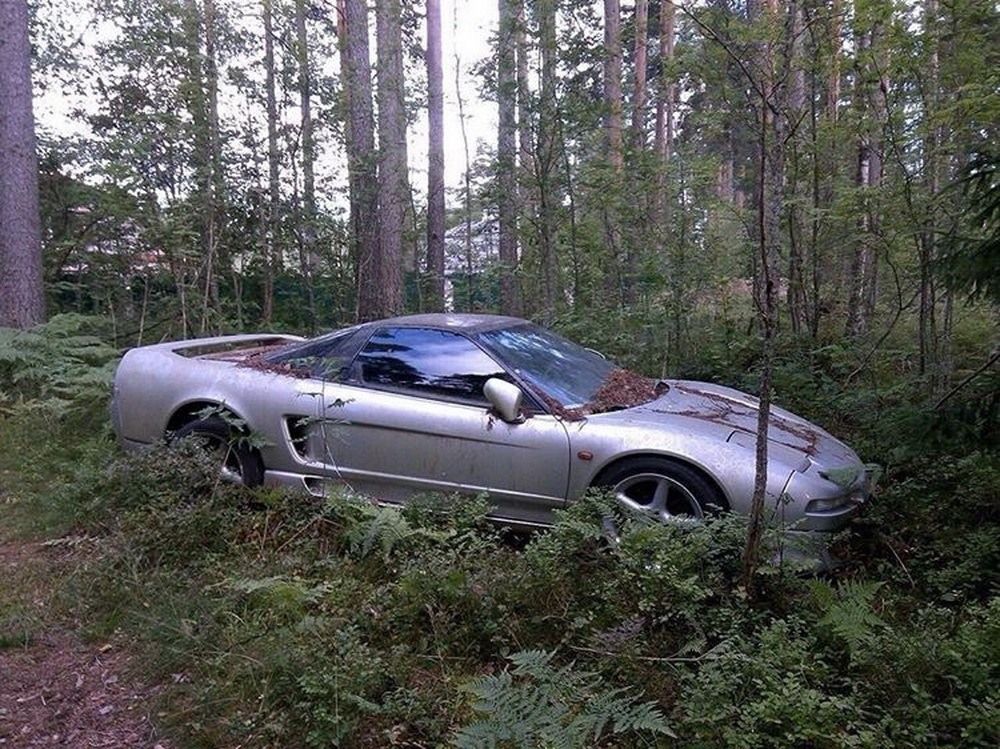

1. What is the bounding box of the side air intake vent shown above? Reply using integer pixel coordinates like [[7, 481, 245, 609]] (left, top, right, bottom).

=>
[[286, 416, 312, 461]]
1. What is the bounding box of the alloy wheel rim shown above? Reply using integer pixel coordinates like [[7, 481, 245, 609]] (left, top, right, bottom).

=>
[[612, 473, 703, 523], [196, 433, 244, 485]]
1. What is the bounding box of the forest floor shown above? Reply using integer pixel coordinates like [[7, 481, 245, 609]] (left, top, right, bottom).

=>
[[0, 540, 169, 749]]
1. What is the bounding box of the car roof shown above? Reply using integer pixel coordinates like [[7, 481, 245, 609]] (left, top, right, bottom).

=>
[[371, 313, 528, 333]]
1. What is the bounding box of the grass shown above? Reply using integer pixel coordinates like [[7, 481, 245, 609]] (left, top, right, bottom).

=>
[[0, 552, 47, 650]]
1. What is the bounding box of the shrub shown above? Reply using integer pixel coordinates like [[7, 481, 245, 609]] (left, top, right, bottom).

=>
[[0, 313, 118, 419]]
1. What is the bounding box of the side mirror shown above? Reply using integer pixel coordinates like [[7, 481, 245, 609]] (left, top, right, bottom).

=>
[[484, 377, 524, 423]]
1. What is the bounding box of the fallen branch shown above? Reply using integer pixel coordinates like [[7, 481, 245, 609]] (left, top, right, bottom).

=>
[[569, 639, 729, 665], [934, 348, 1000, 410]]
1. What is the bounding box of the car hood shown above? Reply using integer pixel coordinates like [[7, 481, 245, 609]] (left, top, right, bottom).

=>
[[592, 379, 861, 470]]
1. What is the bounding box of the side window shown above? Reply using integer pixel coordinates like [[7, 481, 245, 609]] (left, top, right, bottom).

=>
[[268, 327, 360, 380], [354, 327, 507, 403]]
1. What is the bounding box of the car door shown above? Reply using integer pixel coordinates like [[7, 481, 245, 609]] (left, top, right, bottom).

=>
[[314, 326, 572, 525], [249, 326, 369, 485]]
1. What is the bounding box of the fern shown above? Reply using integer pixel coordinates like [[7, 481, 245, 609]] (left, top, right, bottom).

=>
[[342, 502, 452, 561], [228, 575, 334, 618], [0, 314, 117, 416], [453, 649, 673, 748], [809, 579, 886, 660], [346, 505, 414, 560]]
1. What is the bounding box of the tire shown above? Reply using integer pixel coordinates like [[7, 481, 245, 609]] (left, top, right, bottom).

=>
[[596, 457, 727, 523], [171, 415, 264, 487]]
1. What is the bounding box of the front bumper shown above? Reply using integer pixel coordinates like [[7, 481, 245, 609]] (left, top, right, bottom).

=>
[[784, 464, 873, 532]]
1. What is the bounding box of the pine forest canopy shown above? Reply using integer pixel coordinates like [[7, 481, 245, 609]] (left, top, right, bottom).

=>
[[1, 0, 995, 364]]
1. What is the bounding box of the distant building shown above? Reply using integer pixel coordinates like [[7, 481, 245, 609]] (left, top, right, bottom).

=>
[[443, 213, 500, 310]]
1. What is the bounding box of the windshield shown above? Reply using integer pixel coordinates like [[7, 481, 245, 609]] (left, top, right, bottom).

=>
[[476, 324, 616, 408]]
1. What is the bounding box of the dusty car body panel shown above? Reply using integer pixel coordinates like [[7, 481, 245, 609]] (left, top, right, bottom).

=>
[[285, 381, 571, 525], [565, 382, 868, 532], [112, 316, 869, 534], [113, 334, 304, 448]]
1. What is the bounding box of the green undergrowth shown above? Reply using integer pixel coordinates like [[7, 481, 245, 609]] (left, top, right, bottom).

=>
[[0, 430, 993, 748], [0, 318, 997, 747]]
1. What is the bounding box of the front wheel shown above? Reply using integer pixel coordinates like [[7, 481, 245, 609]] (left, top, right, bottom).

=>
[[171, 416, 264, 487], [596, 457, 726, 523]]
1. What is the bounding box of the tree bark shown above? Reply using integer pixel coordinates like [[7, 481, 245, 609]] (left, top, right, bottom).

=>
[[786, 0, 808, 334], [375, 0, 407, 317], [340, 0, 380, 322], [653, 0, 675, 221], [0, 0, 46, 328], [845, 17, 887, 338], [603, 0, 624, 172], [262, 0, 279, 325], [497, 0, 521, 315], [602, 0, 625, 304], [452, 0, 475, 311], [199, 0, 223, 332], [295, 0, 318, 329], [425, 0, 446, 311], [826, 0, 841, 122], [515, 0, 534, 216], [918, 0, 942, 386], [535, 0, 559, 319], [630, 0, 648, 149]]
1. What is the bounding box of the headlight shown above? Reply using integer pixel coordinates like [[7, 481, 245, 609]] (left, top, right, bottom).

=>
[[805, 490, 865, 515]]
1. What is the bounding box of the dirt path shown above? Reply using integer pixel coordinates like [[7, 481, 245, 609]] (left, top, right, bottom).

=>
[[0, 542, 170, 748]]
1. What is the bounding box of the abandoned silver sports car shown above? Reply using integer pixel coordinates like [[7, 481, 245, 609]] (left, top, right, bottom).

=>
[[111, 314, 871, 534]]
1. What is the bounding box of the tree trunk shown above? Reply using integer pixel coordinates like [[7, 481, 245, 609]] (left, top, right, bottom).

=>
[[826, 0, 841, 122], [808, 0, 842, 335], [182, 0, 211, 335], [497, 0, 521, 315], [630, 0, 648, 149], [845, 20, 887, 338], [295, 0, 318, 329], [741, 0, 785, 592], [375, 0, 407, 317], [197, 0, 223, 332], [919, 0, 941, 386], [452, 0, 474, 311], [653, 0, 675, 221], [602, 0, 625, 304], [535, 0, 559, 319], [262, 0, 279, 325], [425, 0, 446, 311], [603, 0, 624, 172], [786, 0, 808, 334], [515, 0, 534, 216], [0, 0, 46, 328], [340, 0, 380, 322]]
